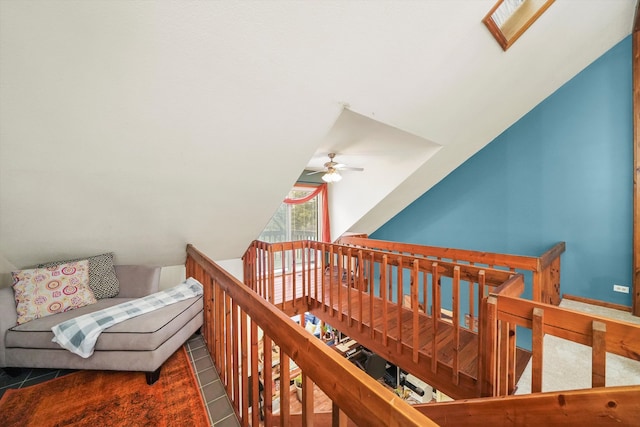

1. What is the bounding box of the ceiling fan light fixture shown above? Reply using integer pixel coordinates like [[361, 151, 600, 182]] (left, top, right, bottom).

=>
[[322, 169, 342, 183]]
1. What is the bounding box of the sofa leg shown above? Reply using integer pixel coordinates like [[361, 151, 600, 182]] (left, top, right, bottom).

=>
[[3, 367, 23, 377], [146, 367, 161, 385]]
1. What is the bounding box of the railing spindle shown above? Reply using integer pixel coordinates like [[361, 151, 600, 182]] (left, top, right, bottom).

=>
[[532, 307, 544, 393], [329, 245, 334, 317], [397, 255, 403, 355], [292, 245, 297, 308], [431, 262, 440, 373], [412, 259, 419, 363], [347, 247, 353, 328], [280, 352, 291, 423], [592, 321, 607, 388], [263, 336, 273, 423], [369, 251, 375, 339], [250, 321, 259, 426], [452, 266, 460, 384], [382, 255, 388, 346], [358, 249, 364, 332], [225, 293, 233, 394], [268, 247, 274, 306], [498, 319, 509, 395], [240, 309, 249, 426], [232, 300, 240, 412], [338, 247, 344, 322]]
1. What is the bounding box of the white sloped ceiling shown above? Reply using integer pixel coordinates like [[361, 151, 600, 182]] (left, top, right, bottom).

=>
[[0, 0, 635, 269]]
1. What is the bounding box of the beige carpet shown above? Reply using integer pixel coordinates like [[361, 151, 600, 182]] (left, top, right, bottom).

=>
[[515, 299, 640, 394]]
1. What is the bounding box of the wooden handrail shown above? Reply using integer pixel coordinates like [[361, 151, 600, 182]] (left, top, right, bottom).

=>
[[240, 239, 640, 424], [188, 244, 437, 427], [538, 241, 566, 270], [414, 385, 640, 426], [338, 236, 542, 271], [486, 293, 640, 396], [338, 237, 566, 305], [479, 273, 526, 396], [495, 295, 640, 361]]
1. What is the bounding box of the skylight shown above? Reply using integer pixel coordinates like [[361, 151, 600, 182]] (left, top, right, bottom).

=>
[[483, 0, 555, 51]]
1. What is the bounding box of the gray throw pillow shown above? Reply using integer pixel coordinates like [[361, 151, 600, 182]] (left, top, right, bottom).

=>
[[38, 252, 120, 299]]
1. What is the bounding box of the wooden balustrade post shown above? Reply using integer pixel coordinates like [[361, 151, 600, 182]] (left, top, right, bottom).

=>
[[532, 307, 544, 393], [313, 243, 320, 309], [477, 272, 486, 333], [412, 259, 420, 364], [369, 251, 375, 339], [329, 245, 335, 317], [592, 321, 607, 388], [250, 322, 260, 427], [347, 248, 353, 328], [268, 248, 275, 307], [452, 266, 460, 385], [498, 319, 509, 396], [431, 262, 440, 374], [225, 293, 233, 394], [381, 255, 389, 346], [215, 284, 224, 375], [302, 373, 314, 427], [480, 296, 498, 397], [240, 309, 249, 426], [507, 322, 517, 394], [280, 352, 291, 426], [259, 243, 265, 298], [321, 244, 327, 312], [331, 402, 347, 427], [301, 242, 307, 306], [423, 270, 428, 326], [232, 301, 240, 412], [264, 336, 273, 424], [396, 255, 403, 355], [292, 246, 298, 308], [358, 249, 364, 332], [338, 247, 344, 322]]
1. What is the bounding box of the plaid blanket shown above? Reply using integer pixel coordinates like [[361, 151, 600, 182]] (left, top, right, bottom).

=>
[[51, 277, 204, 358]]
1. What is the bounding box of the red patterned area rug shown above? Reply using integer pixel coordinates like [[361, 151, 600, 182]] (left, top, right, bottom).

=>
[[0, 347, 209, 427]]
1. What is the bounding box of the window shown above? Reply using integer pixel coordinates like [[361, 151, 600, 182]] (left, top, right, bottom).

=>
[[259, 185, 322, 243], [483, 0, 554, 51], [259, 184, 329, 273]]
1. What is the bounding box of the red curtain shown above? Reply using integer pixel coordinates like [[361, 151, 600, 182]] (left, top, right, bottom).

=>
[[283, 183, 331, 242]]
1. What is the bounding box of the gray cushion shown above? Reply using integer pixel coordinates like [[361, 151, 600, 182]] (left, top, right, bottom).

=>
[[7, 296, 203, 352], [38, 252, 119, 299]]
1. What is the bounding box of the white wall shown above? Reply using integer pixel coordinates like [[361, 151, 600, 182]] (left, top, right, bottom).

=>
[[0, 254, 17, 289], [156, 258, 244, 290]]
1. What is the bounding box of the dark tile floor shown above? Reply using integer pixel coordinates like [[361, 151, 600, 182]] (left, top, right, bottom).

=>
[[0, 335, 239, 427], [186, 334, 241, 427]]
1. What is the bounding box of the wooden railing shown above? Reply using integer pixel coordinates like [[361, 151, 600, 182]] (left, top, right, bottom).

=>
[[242, 239, 524, 398], [186, 244, 437, 427], [414, 385, 640, 425], [485, 293, 640, 397], [191, 242, 640, 425], [478, 273, 525, 396], [338, 237, 565, 305]]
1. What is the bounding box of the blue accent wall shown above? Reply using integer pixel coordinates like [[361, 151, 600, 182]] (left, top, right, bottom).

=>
[[373, 36, 633, 306]]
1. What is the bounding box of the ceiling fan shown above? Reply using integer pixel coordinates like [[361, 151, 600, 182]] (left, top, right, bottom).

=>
[[307, 153, 364, 183]]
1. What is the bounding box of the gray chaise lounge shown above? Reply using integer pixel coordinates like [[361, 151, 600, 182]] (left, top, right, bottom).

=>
[[0, 265, 204, 384]]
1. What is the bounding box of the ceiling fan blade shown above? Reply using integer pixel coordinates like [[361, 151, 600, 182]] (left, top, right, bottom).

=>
[[306, 170, 323, 175], [337, 166, 364, 172]]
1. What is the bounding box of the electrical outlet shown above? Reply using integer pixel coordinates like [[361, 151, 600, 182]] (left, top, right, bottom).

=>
[[613, 284, 629, 294]]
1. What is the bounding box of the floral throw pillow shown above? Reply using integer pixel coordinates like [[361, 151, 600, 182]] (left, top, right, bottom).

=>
[[11, 260, 97, 325], [37, 252, 119, 299]]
